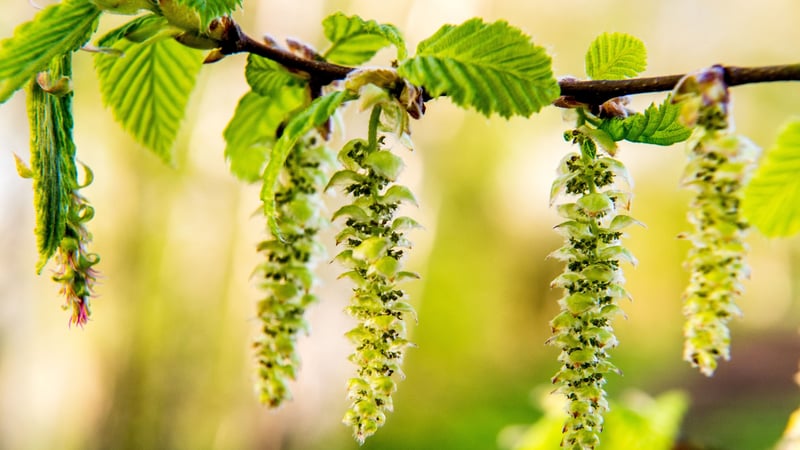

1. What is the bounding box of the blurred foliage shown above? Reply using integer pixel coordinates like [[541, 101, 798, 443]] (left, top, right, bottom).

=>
[[503, 389, 688, 450]]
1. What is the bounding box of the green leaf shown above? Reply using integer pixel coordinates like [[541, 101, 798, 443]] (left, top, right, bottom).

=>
[[599, 98, 691, 146], [322, 12, 407, 65], [261, 91, 352, 238], [100, 14, 170, 45], [585, 32, 647, 80], [379, 185, 418, 206], [743, 119, 800, 237], [27, 54, 77, 271], [95, 35, 204, 163], [397, 18, 559, 118], [364, 151, 404, 181], [223, 88, 305, 181], [246, 54, 307, 96], [353, 236, 389, 262], [169, 0, 242, 28], [325, 170, 364, 191], [577, 192, 613, 216], [332, 204, 371, 223], [0, 0, 101, 104]]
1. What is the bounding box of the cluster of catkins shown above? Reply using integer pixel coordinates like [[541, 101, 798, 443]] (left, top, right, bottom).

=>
[[675, 67, 760, 376], [549, 130, 637, 449]]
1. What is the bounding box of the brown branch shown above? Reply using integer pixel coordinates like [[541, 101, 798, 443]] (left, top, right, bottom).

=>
[[214, 19, 800, 106], [559, 64, 800, 104]]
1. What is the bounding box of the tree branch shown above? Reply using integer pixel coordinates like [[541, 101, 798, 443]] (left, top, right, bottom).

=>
[[558, 64, 800, 104], [215, 19, 800, 106]]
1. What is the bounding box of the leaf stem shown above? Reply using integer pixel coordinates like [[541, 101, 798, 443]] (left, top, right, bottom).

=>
[[368, 105, 382, 151], [214, 19, 800, 106]]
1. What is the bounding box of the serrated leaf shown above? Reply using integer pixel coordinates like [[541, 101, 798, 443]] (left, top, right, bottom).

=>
[[585, 32, 647, 80], [743, 119, 800, 237], [261, 91, 352, 238], [246, 54, 307, 96], [0, 0, 101, 104], [599, 97, 691, 146], [95, 35, 204, 163], [397, 18, 559, 118], [170, 0, 242, 28], [27, 54, 77, 271], [322, 12, 407, 65], [223, 88, 305, 181]]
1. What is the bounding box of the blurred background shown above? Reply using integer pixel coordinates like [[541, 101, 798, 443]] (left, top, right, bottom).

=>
[[2, 0, 800, 449]]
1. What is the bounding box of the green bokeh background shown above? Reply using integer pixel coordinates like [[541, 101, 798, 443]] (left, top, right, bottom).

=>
[[1, 1, 800, 449]]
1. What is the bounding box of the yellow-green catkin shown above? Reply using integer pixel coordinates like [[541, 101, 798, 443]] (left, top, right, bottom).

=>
[[674, 66, 760, 376], [254, 134, 334, 406], [332, 106, 419, 443], [548, 129, 638, 449]]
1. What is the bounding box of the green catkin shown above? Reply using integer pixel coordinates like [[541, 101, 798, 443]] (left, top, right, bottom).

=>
[[254, 134, 334, 406], [333, 106, 418, 443], [27, 53, 99, 327], [548, 130, 637, 449], [676, 67, 760, 376]]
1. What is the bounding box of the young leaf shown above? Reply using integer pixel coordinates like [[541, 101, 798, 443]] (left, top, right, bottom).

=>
[[599, 98, 691, 146], [223, 88, 305, 182], [322, 12, 407, 65], [246, 54, 307, 96], [585, 32, 647, 80], [261, 91, 352, 237], [27, 54, 77, 270], [0, 0, 101, 104], [95, 35, 204, 163], [166, 0, 242, 29], [743, 119, 800, 237], [96, 14, 169, 46], [397, 18, 559, 118]]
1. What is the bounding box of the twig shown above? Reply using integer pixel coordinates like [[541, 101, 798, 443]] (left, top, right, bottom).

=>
[[215, 18, 800, 106]]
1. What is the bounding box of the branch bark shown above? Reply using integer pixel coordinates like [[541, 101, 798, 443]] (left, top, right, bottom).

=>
[[216, 19, 800, 106]]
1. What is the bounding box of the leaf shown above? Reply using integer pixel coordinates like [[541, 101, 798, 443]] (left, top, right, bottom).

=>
[[223, 88, 305, 181], [743, 119, 800, 237], [261, 91, 352, 238], [364, 151, 404, 181], [397, 18, 559, 118], [95, 35, 204, 163], [169, 0, 242, 28], [332, 204, 371, 223], [353, 236, 389, 261], [246, 54, 307, 96], [0, 0, 101, 104], [27, 54, 77, 271], [322, 12, 407, 65], [599, 98, 691, 146], [585, 32, 647, 80], [379, 185, 418, 206], [325, 170, 364, 191]]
